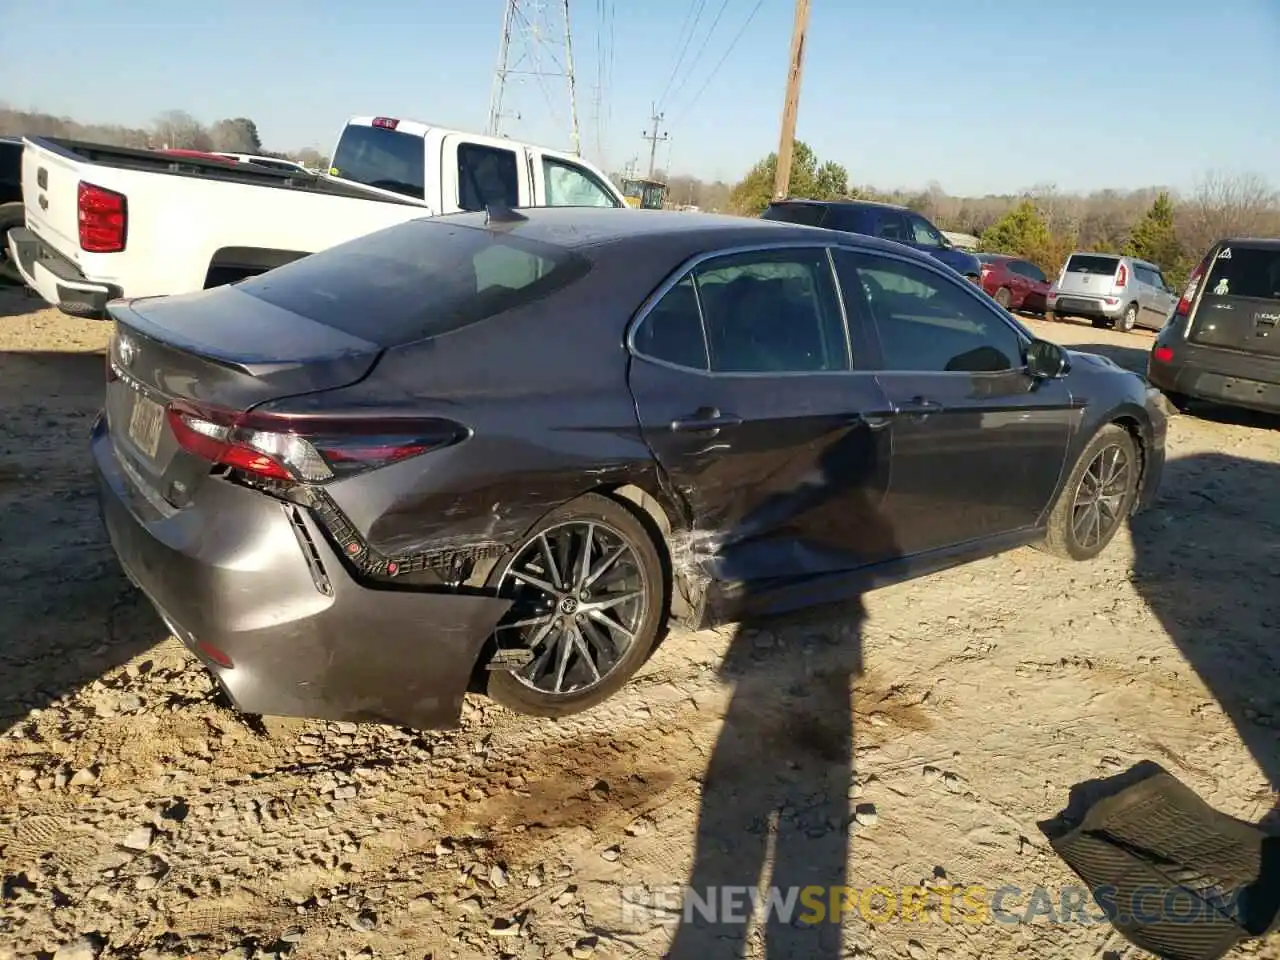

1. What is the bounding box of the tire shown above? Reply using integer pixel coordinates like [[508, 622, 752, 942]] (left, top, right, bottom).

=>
[[1037, 423, 1140, 562], [483, 492, 666, 718], [0, 201, 24, 286], [1119, 302, 1139, 333], [994, 287, 1013, 309], [1045, 310, 1058, 323]]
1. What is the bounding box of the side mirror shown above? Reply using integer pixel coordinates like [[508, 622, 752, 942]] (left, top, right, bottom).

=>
[[1025, 339, 1070, 379]]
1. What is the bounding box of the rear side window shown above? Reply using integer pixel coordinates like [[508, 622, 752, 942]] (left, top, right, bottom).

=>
[[330, 124, 426, 201], [458, 144, 520, 212], [760, 202, 828, 227], [235, 220, 590, 347], [1016, 261, 1048, 283], [1204, 247, 1280, 301], [1065, 254, 1119, 276], [868, 210, 910, 243]]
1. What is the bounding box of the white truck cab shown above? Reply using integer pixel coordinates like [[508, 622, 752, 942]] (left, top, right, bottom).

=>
[[327, 116, 624, 213]]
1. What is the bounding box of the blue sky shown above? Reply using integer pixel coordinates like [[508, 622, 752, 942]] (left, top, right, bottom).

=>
[[2, 0, 1277, 195]]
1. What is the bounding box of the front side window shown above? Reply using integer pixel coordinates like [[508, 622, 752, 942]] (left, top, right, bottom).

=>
[[834, 250, 1024, 373], [457, 143, 520, 212], [871, 211, 910, 243], [909, 215, 944, 248], [542, 158, 619, 207]]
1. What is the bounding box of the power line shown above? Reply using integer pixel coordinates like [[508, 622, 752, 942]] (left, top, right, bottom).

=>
[[655, 0, 709, 110], [662, 0, 734, 113], [670, 0, 767, 127]]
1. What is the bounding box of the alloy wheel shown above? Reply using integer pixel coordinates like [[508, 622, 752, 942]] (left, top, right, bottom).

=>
[[1071, 444, 1132, 550], [493, 520, 648, 696]]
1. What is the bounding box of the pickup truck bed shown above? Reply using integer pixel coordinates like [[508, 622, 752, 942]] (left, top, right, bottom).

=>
[[9, 137, 423, 315]]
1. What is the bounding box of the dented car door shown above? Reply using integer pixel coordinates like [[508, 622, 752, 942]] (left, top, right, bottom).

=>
[[625, 245, 896, 588]]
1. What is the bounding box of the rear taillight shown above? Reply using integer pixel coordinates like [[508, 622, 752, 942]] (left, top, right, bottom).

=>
[[1152, 346, 1174, 364], [166, 401, 464, 483], [78, 181, 127, 253], [1113, 263, 1127, 291], [1174, 255, 1212, 319]]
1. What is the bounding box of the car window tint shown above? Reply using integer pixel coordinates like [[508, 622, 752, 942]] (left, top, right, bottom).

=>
[[692, 249, 848, 373], [329, 124, 426, 201], [457, 143, 520, 212], [873, 211, 909, 243], [634, 275, 708, 370], [1065, 254, 1119, 276], [236, 220, 589, 347], [1203, 246, 1280, 301], [760, 202, 828, 227], [542, 158, 618, 207], [834, 250, 1024, 373]]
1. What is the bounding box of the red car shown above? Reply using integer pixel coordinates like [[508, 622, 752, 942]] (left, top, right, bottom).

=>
[[976, 253, 1050, 314]]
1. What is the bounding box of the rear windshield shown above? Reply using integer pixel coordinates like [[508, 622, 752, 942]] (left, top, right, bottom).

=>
[[1203, 247, 1280, 301], [235, 219, 591, 347], [330, 124, 426, 201], [761, 202, 827, 227], [1065, 254, 1119, 275]]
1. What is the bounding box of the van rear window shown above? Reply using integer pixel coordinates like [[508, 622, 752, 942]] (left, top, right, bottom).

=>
[[1203, 247, 1280, 301], [235, 219, 591, 347], [1065, 255, 1119, 275]]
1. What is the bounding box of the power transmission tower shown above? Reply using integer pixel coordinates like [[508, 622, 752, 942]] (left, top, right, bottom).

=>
[[488, 0, 582, 155], [773, 0, 811, 199], [642, 104, 669, 179]]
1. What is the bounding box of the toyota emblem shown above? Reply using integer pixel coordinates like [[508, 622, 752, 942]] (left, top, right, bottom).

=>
[[117, 335, 137, 368]]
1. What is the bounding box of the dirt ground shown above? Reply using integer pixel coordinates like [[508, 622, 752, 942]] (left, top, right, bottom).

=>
[[2, 283, 1279, 960]]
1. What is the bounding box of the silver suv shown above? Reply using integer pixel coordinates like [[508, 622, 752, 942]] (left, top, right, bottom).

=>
[[1047, 253, 1178, 332]]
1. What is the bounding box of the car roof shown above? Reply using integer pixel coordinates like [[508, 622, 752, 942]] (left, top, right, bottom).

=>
[[1215, 237, 1280, 250], [769, 197, 909, 213], [429, 206, 945, 262], [976, 252, 1017, 261]]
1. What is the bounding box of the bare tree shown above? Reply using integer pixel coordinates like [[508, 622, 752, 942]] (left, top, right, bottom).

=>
[[152, 110, 211, 151], [1179, 170, 1280, 259]]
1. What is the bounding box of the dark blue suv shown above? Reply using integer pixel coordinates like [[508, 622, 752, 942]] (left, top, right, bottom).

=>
[[761, 199, 982, 284]]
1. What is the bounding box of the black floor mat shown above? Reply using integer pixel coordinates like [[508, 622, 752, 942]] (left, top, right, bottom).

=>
[[1040, 762, 1280, 960]]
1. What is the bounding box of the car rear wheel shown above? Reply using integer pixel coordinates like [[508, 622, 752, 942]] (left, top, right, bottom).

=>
[[1119, 303, 1138, 332], [995, 287, 1013, 309], [484, 493, 665, 718], [1037, 423, 1139, 562]]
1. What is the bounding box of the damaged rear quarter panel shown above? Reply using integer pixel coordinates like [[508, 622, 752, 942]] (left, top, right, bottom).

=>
[[257, 263, 686, 567]]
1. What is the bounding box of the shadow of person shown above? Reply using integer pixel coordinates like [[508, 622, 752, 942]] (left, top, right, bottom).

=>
[[665, 425, 899, 960], [1128, 451, 1280, 790]]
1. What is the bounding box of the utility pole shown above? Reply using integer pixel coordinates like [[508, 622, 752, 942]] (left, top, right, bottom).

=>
[[487, 0, 582, 154], [642, 104, 669, 179], [773, 0, 811, 200]]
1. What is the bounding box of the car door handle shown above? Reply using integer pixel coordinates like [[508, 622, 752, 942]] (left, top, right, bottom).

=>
[[670, 408, 743, 432], [896, 396, 945, 418]]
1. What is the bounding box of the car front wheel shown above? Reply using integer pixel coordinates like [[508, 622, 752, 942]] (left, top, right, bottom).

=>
[[1037, 424, 1140, 561], [483, 493, 666, 718]]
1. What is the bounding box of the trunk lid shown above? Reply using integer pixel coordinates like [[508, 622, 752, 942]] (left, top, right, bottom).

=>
[[1187, 245, 1280, 358], [23, 139, 85, 258], [105, 285, 382, 503], [1055, 253, 1121, 296]]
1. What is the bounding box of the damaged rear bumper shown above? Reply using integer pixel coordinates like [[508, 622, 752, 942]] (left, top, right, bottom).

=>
[[92, 413, 512, 730]]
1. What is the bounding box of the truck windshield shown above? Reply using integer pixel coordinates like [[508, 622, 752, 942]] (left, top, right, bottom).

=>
[[330, 124, 426, 201]]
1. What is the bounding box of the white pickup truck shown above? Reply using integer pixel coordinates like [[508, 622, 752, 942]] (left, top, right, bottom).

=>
[[8, 116, 626, 317]]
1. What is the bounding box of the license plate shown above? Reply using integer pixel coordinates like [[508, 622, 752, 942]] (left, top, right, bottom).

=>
[[127, 393, 165, 460]]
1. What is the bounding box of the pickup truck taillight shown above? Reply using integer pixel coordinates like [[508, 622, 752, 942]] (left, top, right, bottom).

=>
[[78, 181, 127, 253]]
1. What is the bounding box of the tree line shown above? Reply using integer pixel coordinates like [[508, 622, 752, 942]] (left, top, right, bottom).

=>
[[0, 106, 328, 169]]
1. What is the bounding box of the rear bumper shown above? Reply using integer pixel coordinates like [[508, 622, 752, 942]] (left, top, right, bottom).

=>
[[92, 413, 512, 729], [1147, 341, 1280, 414], [7, 226, 121, 318], [1048, 294, 1124, 319]]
